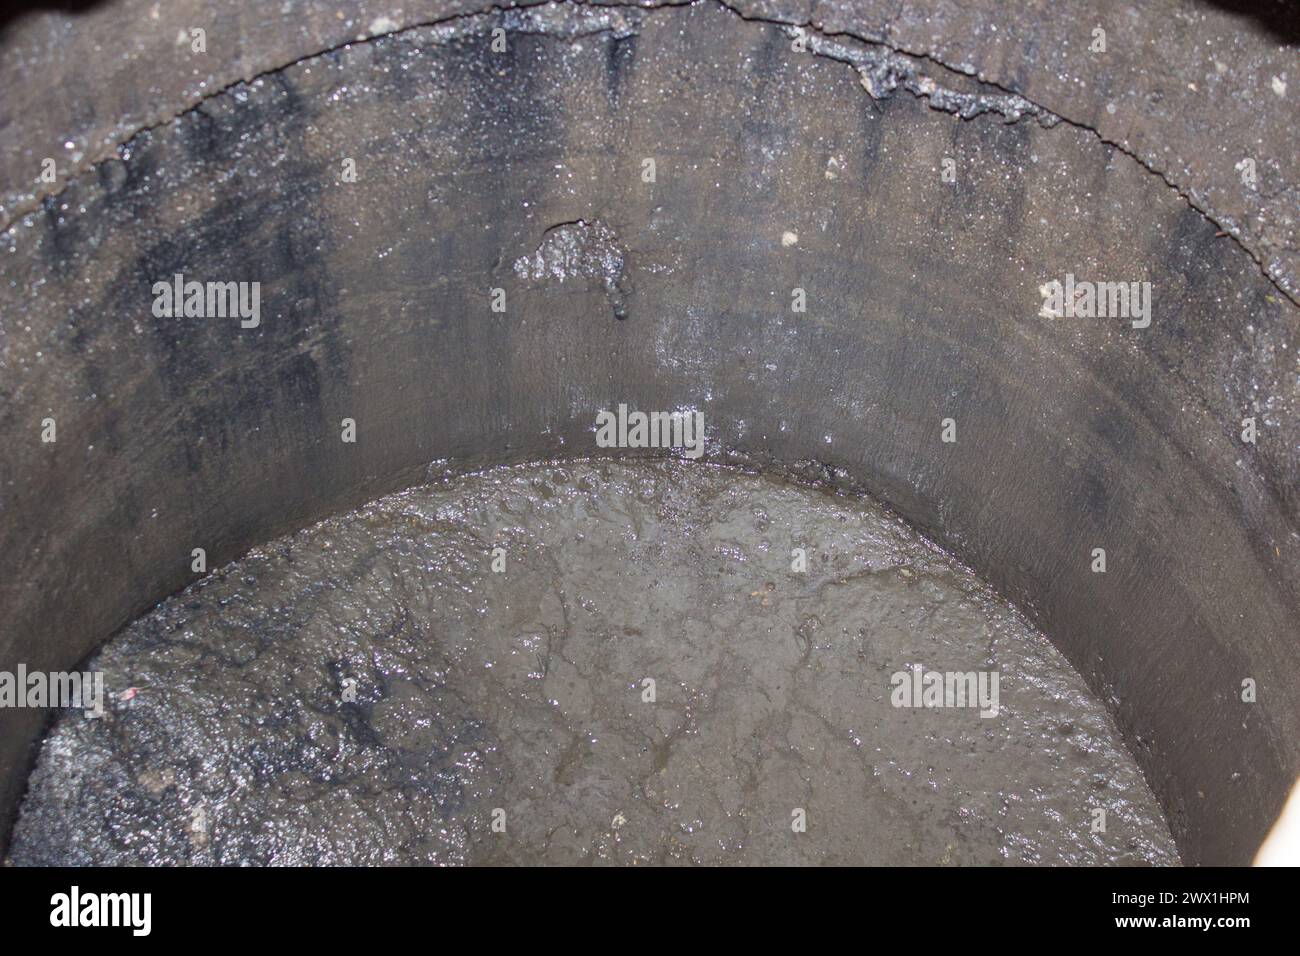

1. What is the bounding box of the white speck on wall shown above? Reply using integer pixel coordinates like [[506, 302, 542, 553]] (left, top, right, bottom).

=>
[[369, 16, 400, 36], [1272, 76, 1287, 97], [782, 231, 798, 247]]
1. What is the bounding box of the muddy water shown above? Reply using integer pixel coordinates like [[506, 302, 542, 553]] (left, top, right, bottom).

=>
[[10, 459, 1178, 865]]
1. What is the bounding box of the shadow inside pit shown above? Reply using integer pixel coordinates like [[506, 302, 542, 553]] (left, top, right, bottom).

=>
[[1201, 0, 1300, 44], [0, 1, 110, 37]]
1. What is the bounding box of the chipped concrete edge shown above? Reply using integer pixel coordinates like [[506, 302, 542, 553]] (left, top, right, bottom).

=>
[[2, 0, 1296, 309]]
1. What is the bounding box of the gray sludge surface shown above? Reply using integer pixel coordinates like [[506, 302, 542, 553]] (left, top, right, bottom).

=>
[[10, 459, 1179, 865]]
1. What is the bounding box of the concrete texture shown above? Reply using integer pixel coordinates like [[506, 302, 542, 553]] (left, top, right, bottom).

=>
[[2, 0, 1298, 303], [0, 0, 1297, 863]]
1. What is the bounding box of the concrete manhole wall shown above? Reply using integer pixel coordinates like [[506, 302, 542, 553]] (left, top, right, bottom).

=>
[[0, 0, 1297, 865]]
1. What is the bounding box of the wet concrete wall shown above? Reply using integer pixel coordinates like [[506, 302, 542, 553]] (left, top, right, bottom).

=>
[[4, 0, 1298, 303], [1, 0, 1297, 863]]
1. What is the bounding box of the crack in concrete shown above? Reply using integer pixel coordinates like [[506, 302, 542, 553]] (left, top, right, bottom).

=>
[[4, 0, 1295, 308], [710, 0, 1300, 308]]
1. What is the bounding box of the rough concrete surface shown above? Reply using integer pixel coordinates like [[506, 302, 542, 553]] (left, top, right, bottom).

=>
[[2, 0, 1297, 302], [0, 0, 1297, 865]]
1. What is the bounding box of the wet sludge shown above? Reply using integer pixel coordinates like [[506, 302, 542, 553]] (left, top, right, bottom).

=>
[[10, 459, 1179, 865]]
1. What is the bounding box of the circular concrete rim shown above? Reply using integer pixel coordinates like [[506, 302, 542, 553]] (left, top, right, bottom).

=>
[[0, 0, 1297, 865]]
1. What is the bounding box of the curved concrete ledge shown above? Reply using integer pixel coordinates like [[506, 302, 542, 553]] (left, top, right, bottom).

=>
[[1, 0, 1297, 863], [4, 0, 1298, 304]]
